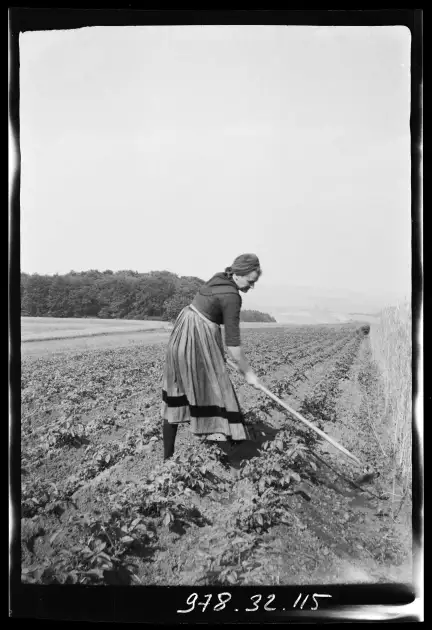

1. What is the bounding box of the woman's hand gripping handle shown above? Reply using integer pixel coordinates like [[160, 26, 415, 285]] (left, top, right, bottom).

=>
[[226, 352, 262, 390]]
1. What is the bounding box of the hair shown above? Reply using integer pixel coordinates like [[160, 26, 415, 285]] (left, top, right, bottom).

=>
[[225, 253, 262, 278]]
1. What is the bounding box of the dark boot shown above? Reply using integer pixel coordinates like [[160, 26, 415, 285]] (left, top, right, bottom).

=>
[[163, 419, 178, 460]]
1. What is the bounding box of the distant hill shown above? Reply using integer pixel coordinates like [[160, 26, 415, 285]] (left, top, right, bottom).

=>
[[245, 284, 406, 324], [263, 309, 349, 325], [240, 310, 276, 323], [347, 312, 382, 323], [262, 309, 382, 325]]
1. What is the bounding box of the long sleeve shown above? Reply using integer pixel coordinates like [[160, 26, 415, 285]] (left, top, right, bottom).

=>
[[219, 293, 242, 346]]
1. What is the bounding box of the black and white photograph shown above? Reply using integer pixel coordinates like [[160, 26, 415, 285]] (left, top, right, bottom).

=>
[[9, 8, 422, 623]]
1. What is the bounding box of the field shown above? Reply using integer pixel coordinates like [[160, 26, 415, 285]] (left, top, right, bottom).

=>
[[20, 318, 293, 358], [20, 317, 413, 587], [21, 316, 173, 341]]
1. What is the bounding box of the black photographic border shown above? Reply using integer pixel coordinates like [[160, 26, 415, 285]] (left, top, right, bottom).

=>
[[9, 7, 423, 623]]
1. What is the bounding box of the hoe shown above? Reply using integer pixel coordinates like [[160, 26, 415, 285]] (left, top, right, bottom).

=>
[[227, 359, 378, 488]]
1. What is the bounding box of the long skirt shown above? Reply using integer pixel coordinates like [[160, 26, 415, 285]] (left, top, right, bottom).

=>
[[161, 305, 249, 441]]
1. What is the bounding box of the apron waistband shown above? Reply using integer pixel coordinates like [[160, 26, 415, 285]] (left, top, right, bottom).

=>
[[188, 304, 220, 329]]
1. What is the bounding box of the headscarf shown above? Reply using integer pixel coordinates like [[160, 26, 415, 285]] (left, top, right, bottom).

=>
[[224, 253, 261, 278]]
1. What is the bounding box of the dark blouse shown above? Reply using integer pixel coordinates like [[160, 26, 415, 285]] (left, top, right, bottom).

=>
[[191, 273, 242, 346]]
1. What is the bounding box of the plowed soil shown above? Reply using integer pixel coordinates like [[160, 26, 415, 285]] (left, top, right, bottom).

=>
[[20, 323, 412, 587]]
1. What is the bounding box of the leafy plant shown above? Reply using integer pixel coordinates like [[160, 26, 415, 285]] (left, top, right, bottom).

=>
[[140, 441, 225, 506], [43, 418, 88, 449], [233, 490, 293, 534], [195, 529, 263, 585]]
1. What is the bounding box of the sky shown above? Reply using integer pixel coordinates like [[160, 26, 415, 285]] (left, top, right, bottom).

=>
[[18, 25, 411, 311]]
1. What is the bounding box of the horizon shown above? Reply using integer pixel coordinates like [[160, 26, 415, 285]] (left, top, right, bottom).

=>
[[20, 265, 406, 297], [18, 25, 411, 306], [20, 264, 408, 317]]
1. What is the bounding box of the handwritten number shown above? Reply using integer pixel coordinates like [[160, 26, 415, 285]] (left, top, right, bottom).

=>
[[197, 594, 213, 612], [311, 594, 332, 611], [264, 594, 276, 611], [177, 590, 331, 614], [177, 593, 198, 613], [300, 595, 309, 609], [214, 592, 232, 612], [293, 592, 332, 611], [245, 594, 262, 612]]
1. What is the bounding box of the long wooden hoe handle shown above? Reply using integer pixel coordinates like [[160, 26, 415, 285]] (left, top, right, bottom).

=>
[[226, 358, 362, 468], [257, 383, 362, 468]]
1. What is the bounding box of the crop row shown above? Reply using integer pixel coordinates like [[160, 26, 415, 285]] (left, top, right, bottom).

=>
[[22, 425, 317, 586], [21, 324, 364, 586], [21, 326, 359, 424], [241, 334, 363, 450], [298, 336, 362, 425], [260, 334, 355, 382], [242, 326, 357, 375], [21, 345, 166, 423]]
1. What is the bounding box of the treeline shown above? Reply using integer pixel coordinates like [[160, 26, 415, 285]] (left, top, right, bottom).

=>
[[240, 310, 276, 323], [20, 271, 276, 322]]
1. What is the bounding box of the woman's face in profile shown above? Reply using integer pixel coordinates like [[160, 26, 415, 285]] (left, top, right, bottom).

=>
[[234, 270, 260, 293]]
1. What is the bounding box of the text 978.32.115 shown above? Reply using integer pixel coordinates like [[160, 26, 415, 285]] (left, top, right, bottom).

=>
[[177, 592, 332, 614]]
